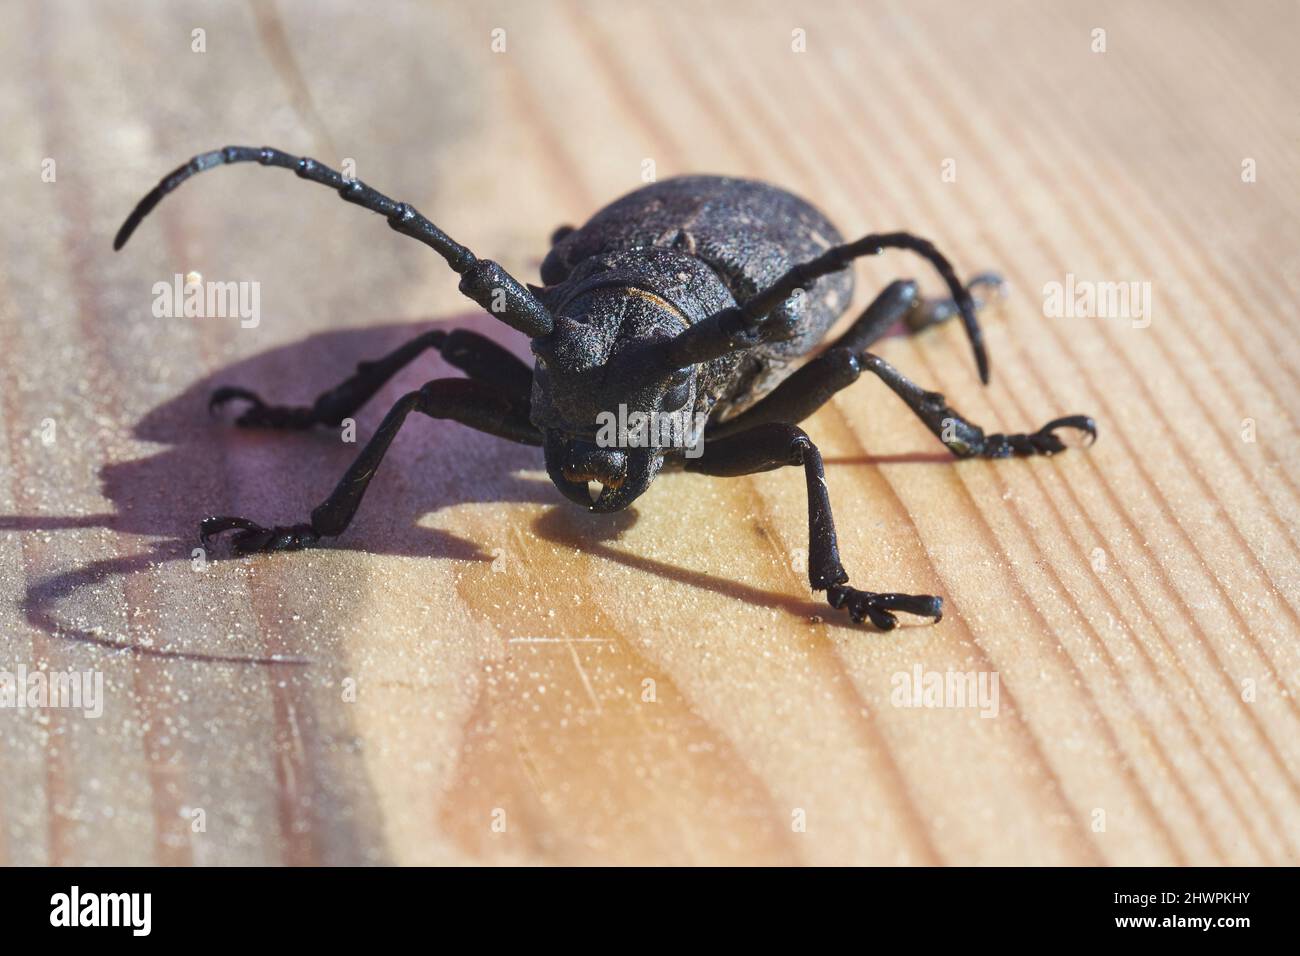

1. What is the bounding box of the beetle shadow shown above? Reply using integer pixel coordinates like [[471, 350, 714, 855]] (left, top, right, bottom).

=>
[[6, 312, 561, 656], [8, 311, 946, 652], [530, 507, 828, 622]]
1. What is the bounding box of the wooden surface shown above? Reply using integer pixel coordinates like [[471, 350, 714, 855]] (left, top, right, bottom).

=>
[[2, 0, 1298, 866]]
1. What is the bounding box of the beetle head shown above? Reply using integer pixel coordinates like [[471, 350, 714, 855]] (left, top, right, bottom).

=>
[[530, 279, 702, 512]]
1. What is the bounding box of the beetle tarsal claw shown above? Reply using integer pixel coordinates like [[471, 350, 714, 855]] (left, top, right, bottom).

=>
[[1037, 415, 1098, 447], [976, 414, 1098, 458], [826, 585, 944, 630], [199, 516, 319, 554]]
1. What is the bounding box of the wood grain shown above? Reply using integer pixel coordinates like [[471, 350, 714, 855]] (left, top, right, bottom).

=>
[[1, 0, 1297, 865]]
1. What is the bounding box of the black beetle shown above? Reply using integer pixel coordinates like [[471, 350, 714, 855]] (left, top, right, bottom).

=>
[[114, 146, 1095, 629]]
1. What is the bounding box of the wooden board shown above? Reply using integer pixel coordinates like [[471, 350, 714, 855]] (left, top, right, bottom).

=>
[[1, 0, 1297, 865]]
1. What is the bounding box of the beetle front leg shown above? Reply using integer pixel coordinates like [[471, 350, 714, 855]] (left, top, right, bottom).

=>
[[708, 272, 1094, 454], [200, 378, 540, 554], [210, 328, 532, 430], [710, 346, 1094, 458], [858, 352, 1096, 458], [685, 422, 942, 630]]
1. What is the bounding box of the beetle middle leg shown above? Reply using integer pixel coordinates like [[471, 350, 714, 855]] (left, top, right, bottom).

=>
[[850, 352, 1095, 457], [209, 328, 531, 430], [709, 280, 1096, 456], [200, 378, 539, 553], [685, 422, 942, 629]]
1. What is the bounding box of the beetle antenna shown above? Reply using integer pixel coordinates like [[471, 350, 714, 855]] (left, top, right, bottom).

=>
[[669, 232, 990, 383], [113, 146, 553, 337]]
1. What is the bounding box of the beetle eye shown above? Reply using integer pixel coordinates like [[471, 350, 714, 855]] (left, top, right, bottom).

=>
[[669, 367, 691, 386]]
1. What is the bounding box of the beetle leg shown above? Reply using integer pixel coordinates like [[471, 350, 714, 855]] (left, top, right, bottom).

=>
[[706, 346, 873, 442], [714, 348, 1095, 457], [199, 378, 540, 555], [855, 352, 1096, 458], [114, 145, 553, 337], [685, 422, 942, 629], [822, 279, 922, 355], [708, 290, 1096, 458], [210, 328, 533, 430], [904, 272, 1008, 335], [708, 280, 922, 439]]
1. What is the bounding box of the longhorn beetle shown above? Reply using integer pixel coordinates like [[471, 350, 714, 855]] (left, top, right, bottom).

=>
[[115, 147, 1096, 629]]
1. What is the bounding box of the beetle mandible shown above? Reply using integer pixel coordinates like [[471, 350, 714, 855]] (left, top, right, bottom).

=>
[[114, 146, 1096, 629]]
